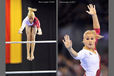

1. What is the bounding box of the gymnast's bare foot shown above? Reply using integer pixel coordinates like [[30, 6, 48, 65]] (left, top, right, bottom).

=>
[[27, 56, 31, 61], [30, 55, 34, 61]]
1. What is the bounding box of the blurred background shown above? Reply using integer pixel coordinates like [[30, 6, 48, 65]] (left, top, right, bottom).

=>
[[58, 0, 108, 76]]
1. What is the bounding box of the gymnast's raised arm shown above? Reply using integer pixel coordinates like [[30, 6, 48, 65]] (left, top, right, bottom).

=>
[[62, 35, 78, 57], [86, 4, 100, 29]]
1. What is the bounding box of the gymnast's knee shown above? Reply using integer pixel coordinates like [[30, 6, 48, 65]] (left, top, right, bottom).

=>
[[31, 35, 35, 41]]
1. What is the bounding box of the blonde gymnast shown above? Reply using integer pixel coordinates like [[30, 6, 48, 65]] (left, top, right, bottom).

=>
[[18, 7, 42, 61], [63, 4, 103, 76]]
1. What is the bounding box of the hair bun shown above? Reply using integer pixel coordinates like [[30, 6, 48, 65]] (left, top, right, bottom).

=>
[[28, 7, 37, 12]]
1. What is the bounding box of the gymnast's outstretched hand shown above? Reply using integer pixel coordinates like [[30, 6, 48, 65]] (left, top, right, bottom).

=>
[[37, 28, 42, 35], [62, 35, 78, 57], [86, 4, 96, 16], [18, 28, 23, 34], [62, 35, 72, 50]]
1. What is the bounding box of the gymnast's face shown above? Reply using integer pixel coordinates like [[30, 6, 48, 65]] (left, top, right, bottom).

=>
[[29, 17, 34, 23], [83, 33, 96, 49]]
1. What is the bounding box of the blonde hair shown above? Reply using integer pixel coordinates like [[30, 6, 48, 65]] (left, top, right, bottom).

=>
[[83, 30, 104, 39], [27, 7, 37, 19]]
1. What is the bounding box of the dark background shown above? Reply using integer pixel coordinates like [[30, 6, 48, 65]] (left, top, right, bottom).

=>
[[58, 0, 108, 76], [6, 0, 56, 76]]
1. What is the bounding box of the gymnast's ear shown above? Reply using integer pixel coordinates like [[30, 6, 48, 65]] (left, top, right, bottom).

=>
[[28, 7, 37, 12]]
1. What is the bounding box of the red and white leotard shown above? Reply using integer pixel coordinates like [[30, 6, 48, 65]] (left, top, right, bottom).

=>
[[20, 16, 40, 31]]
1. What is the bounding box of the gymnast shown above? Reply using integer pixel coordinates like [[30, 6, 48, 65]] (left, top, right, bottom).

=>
[[63, 4, 103, 76], [18, 7, 42, 61]]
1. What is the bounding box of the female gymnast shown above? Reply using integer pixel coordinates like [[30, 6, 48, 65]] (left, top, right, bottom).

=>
[[18, 7, 42, 61], [63, 4, 103, 76]]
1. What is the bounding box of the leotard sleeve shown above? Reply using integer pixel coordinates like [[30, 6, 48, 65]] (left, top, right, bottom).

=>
[[20, 17, 28, 31], [33, 17, 40, 28], [74, 49, 86, 60]]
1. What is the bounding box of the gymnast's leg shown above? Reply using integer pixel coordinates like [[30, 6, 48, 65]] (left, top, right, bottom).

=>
[[26, 25, 31, 60], [30, 26, 37, 61]]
